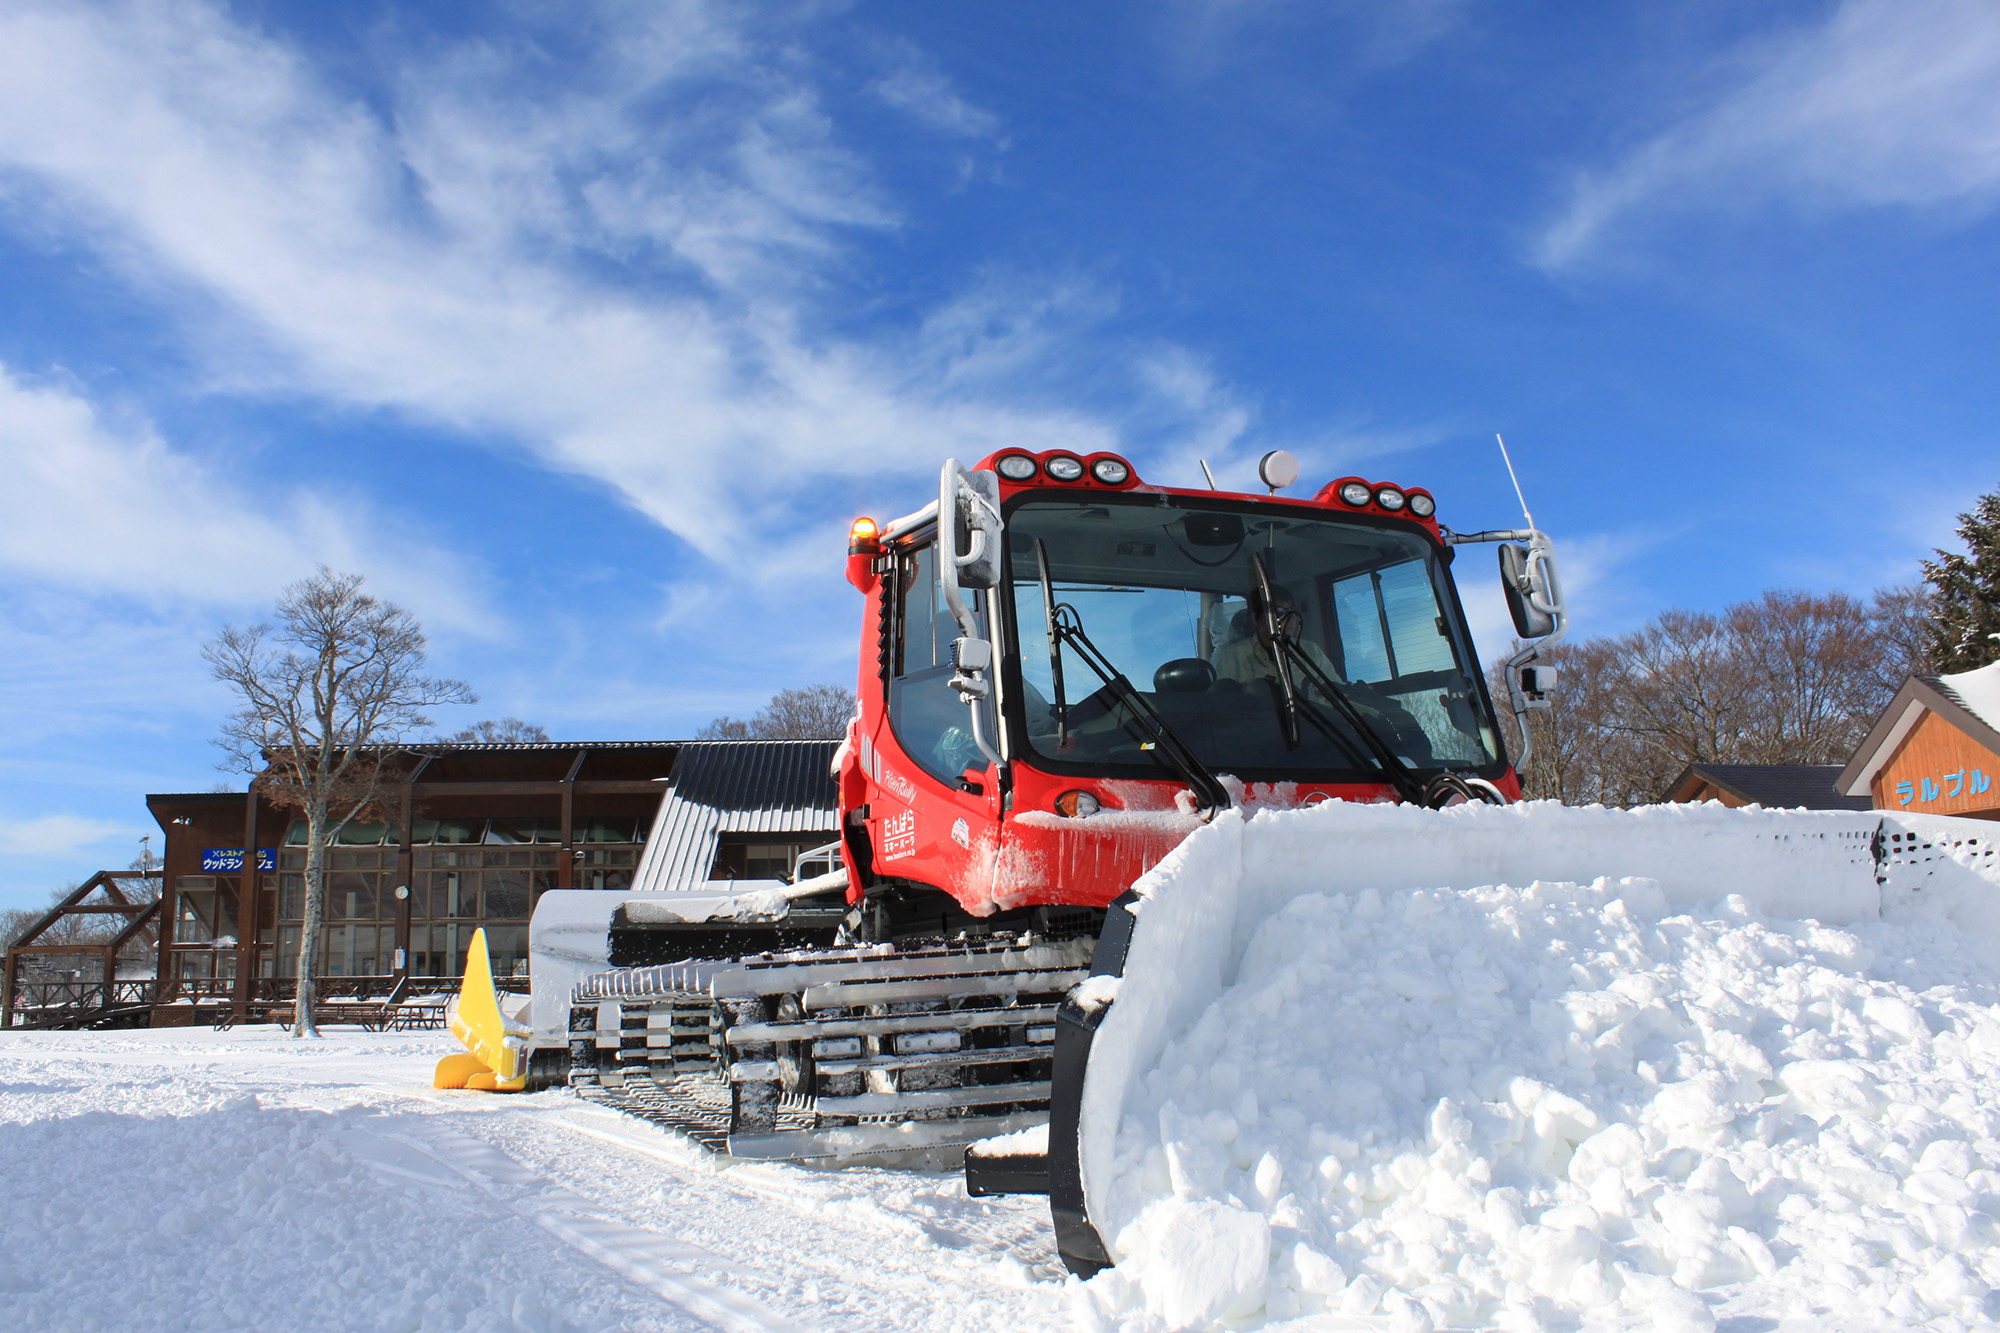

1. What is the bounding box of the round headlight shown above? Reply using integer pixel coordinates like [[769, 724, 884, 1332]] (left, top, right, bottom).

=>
[[1090, 457, 1131, 485], [1407, 492, 1435, 518], [1054, 790, 1102, 818], [1045, 455, 1085, 482], [1339, 481, 1372, 506], [996, 454, 1038, 482], [1375, 486, 1407, 511]]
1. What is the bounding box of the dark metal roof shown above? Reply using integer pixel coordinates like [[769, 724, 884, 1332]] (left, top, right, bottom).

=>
[[1668, 764, 1874, 811], [633, 741, 842, 891], [665, 740, 841, 811], [415, 740, 681, 752]]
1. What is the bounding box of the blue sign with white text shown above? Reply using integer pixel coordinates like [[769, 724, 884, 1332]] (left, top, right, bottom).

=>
[[201, 848, 276, 872]]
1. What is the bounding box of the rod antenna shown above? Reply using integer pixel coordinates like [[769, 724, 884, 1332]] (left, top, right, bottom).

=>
[[1495, 433, 1536, 532], [1198, 459, 1219, 491]]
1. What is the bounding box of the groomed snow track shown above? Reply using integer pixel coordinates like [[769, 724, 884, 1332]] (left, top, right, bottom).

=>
[[568, 936, 1093, 1162]]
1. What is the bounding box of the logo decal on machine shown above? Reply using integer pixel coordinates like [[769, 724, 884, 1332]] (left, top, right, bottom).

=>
[[951, 818, 970, 849], [879, 762, 917, 804], [881, 808, 917, 861]]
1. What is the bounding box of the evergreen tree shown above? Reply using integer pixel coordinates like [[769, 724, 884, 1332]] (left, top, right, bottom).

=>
[[1923, 487, 2000, 673]]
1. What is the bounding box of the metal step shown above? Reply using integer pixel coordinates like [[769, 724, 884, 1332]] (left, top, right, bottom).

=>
[[724, 1003, 1060, 1045], [812, 1078, 1051, 1117], [800, 968, 1086, 1010], [708, 941, 1091, 998], [814, 1042, 1053, 1078]]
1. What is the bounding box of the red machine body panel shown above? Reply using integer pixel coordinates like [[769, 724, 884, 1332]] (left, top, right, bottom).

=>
[[836, 450, 1520, 917]]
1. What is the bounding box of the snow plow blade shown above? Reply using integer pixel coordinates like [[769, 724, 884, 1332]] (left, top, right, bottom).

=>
[[437, 927, 531, 1092], [1043, 800, 2000, 1277]]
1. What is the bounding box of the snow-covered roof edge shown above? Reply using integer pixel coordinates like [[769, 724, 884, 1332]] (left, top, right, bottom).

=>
[[1937, 660, 2000, 735], [1838, 667, 2000, 796]]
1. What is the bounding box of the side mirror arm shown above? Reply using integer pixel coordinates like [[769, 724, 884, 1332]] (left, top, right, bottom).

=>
[[938, 458, 1006, 768], [1442, 525, 1568, 774]]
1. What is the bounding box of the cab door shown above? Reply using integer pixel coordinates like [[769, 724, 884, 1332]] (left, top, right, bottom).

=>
[[867, 533, 1003, 911]]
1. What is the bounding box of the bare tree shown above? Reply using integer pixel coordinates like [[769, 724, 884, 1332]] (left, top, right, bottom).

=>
[[699, 684, 855, 741], [447, 717, 550, 743], [1726, 590, 1887, 764], [206, 567, 474, 1037], [1494, 638, 1655, 806], [1870, 583, 1936, 686], [1502, 585, 1913, 806]]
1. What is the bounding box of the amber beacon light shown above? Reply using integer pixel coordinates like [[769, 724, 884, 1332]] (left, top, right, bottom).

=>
[[849, 516, 881, 554]]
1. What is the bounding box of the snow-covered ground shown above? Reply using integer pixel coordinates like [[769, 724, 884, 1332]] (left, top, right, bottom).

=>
[[0, 1027, 1072, 1333], [8, 801, 2000, 1333]]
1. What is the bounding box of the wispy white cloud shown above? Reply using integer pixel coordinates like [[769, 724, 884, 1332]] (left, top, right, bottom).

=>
[[0, 811, 135, 860], [1539, 0, 2000, 267], [0, 366, 489, 631], [868, 45, 1005, 142], [0, 0, 1110, 571], [1133, 347, 1257, 479]]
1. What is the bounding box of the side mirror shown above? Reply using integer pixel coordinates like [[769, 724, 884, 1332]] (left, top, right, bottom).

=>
[[950, 468, 1003, 590], [1499, 544, 1561, 638]]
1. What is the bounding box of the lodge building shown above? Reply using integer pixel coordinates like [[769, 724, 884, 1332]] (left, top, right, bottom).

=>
[[1839, 661, 2000, 821], [4, 739, 839, 1027]]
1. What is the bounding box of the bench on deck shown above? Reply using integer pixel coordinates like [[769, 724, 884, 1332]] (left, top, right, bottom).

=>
[[215, 998, 450, 1032]]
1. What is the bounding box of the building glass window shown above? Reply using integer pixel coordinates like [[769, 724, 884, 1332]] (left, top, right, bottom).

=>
[[257, 813, 651, 979], [173, 875, 240, 944]]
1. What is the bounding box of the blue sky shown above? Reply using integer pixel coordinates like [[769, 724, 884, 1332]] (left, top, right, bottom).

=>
[[2, 0, 1996, 908]]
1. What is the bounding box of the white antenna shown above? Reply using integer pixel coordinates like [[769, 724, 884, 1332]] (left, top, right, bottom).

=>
[[1495, 433, 1536, 531], [1198, 460, 1219, 491]]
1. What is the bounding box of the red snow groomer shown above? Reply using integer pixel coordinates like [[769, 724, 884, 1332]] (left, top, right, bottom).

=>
[[566, 448, 1565, 1273]]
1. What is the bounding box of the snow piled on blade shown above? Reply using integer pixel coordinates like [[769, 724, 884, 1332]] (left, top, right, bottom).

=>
[[1073, 801, 2000, 1332]]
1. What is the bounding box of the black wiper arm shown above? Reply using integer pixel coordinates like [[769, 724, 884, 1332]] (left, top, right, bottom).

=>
[[1249, 553, 1427, 805], [1047, 603, 1232, 814], [1036, 540, 1069, 749]]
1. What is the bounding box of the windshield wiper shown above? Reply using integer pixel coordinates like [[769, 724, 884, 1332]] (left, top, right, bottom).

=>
[[1036, 540, 1070, 749], [1042, 591, 1231, 814], [1248, 553, 1427, 805]]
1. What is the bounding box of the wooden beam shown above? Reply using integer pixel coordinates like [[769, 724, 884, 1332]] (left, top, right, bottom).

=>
[[108, 900, 162, 954], [11, 873, 115, 949], [394, 781, 414, 981], [230, 792, 260, 1019], [558, 750, 586, 891], [404, 778, 663, 796], [155, 862, 179, 1005]]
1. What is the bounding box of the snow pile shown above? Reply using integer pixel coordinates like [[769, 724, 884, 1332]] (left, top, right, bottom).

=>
[[1074, 801, 2000, 1331]]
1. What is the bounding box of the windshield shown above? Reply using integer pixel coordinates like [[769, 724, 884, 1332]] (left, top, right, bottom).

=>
[[1005, 496, 1503, 779]]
